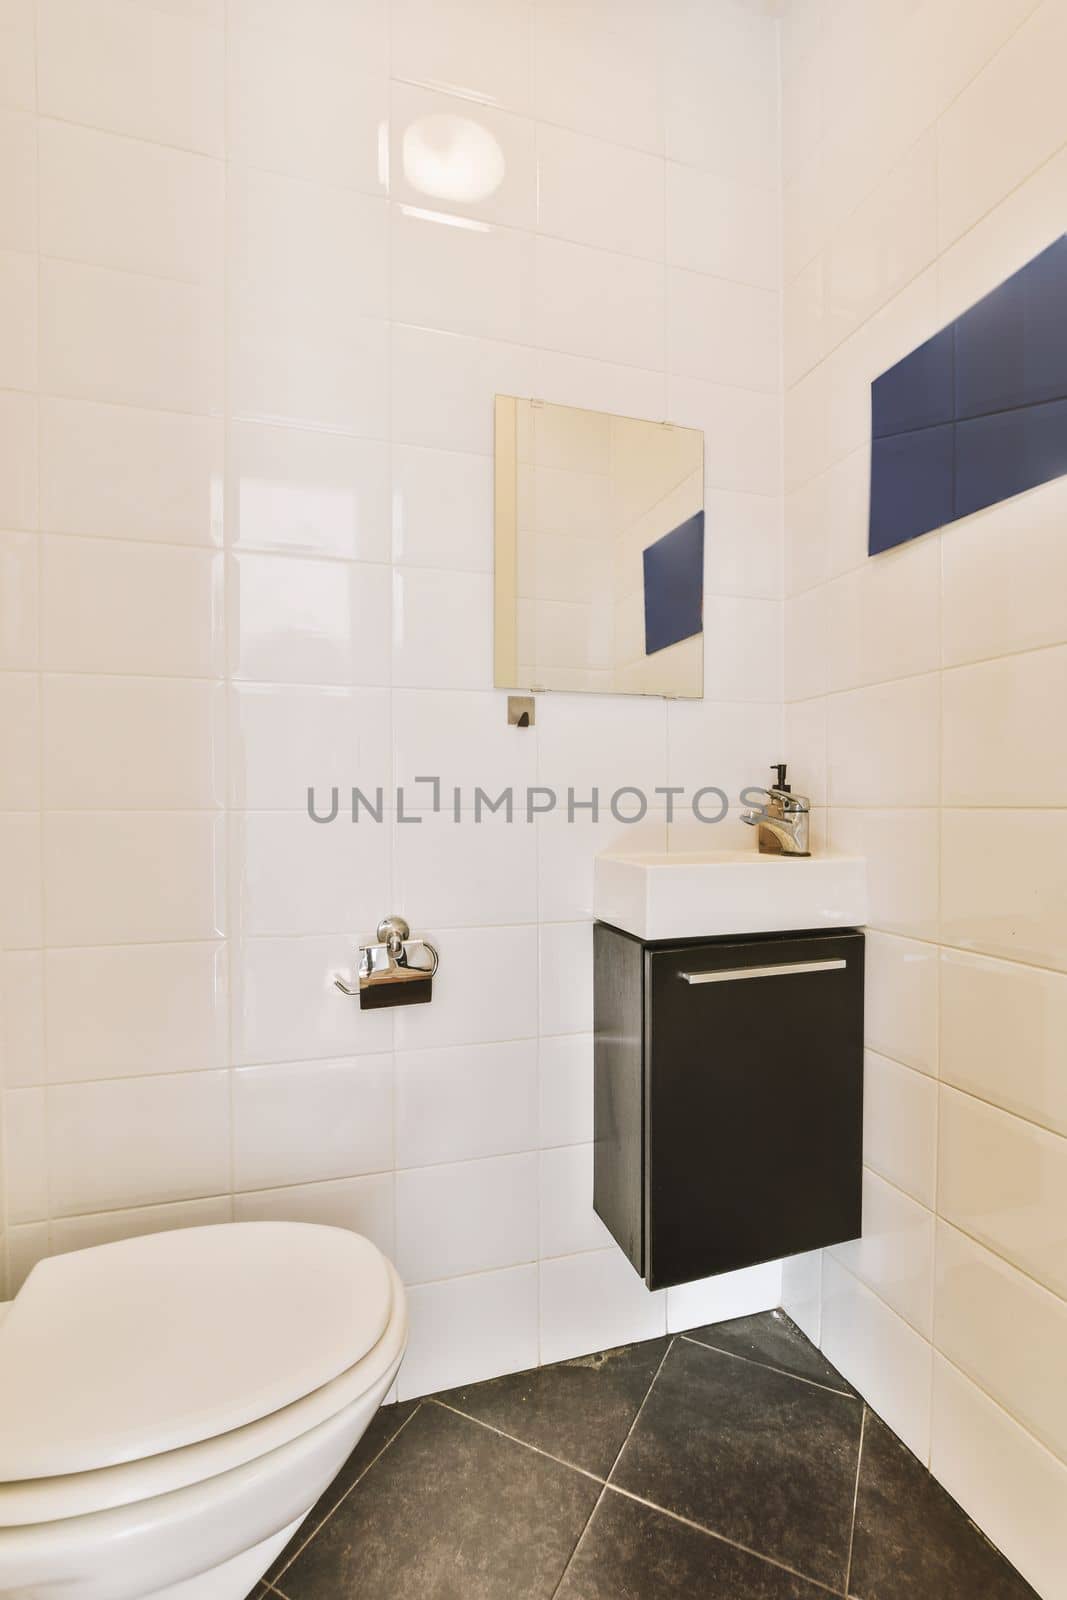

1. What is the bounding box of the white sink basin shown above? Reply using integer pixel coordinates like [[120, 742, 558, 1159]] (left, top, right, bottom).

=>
[[593, 848, 868, 941]]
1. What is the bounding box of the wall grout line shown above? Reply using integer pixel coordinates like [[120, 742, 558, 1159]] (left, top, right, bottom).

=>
[[783, 631, 1067, 687], [926, 485, 943, 1474], [782, 0, 1054, 290], [527, 0, 545, 1380], [932, 1212, 1067, 1313], [30, 0, 50, 1270], [932, 1075, 1067, 1151], [826, 1250, 1067, 1463], [784, 61, 1063, 297], [30, 74, 783, 198], [383, 3, 401, 1248], [220, 0, 236, 1227], [934, 1344, 1067, 1470]]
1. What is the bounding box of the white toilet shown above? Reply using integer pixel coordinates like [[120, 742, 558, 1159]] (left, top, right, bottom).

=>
[[0, 1221, 408, 1600]]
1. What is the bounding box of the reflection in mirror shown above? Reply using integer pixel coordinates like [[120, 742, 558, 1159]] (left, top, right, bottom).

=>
[[494, 397, 704, 698]]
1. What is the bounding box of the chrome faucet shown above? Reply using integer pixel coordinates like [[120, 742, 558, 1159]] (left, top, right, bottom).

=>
[[742, 764, 811, 857]]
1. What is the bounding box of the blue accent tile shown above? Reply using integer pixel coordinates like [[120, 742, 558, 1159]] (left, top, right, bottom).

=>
[[871, 325, 955, 439], [868, 425, 955, 556], [869, 235, 1067, 556], [954, 267, 1024, 421], [955, 396, 1067, 521], [955, 234, 1067, 420], [1025, 234, 1067, 403], [643, 511, 704, 656]]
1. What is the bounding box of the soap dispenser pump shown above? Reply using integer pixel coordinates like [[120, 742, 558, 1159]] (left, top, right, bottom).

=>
[[741, 765, 811, 855]]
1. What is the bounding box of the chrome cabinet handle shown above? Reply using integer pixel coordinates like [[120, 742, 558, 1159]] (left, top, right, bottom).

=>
[[679, 958, 847, 984]]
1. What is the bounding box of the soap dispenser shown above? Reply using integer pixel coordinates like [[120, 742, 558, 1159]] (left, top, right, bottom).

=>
[[741, 764, 811, 856]]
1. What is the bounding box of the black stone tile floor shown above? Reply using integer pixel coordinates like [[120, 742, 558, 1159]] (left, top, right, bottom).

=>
[[246, 1309, 1038, 1600]]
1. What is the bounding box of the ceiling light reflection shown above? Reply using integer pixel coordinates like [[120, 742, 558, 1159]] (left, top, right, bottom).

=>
[[401, 113, 506, 204], [400, 204, 492, 233]]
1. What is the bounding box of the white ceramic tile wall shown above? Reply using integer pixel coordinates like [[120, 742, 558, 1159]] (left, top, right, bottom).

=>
[[12, 11, 1060, 1587], [781, 4, 1067, 1592], [0, 0, 785, 1410]]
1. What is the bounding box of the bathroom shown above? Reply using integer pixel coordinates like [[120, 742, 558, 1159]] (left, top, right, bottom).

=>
[[1, 0, 1065, 1594]]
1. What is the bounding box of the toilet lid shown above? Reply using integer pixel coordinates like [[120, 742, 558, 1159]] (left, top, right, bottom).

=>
[[0, 1222, 393, 1481]]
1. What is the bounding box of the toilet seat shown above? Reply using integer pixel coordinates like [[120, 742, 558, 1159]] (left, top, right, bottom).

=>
[[0, 1223, 404, 1529]]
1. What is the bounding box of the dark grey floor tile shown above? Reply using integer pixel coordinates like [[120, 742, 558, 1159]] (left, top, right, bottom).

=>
[[611, 1337, 862, 1591], [849, 1412, 1040, 1600], [556, 1489, 833, 1600], [264, 1399, 419, 1584], [686, 1309, 854, 1394], [278, 1397, 600, 1600], [436, 1335, 671, 1476]]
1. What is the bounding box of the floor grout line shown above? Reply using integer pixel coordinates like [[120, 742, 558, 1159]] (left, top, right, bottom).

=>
[[267, 1401, 423, 1588], [271, 1348, 853, 1600], [843, 1405, 868, 1598], [679, 1332, 857, 1399], [599, 1332, 852, 1597], [428, 1397, 606, 1487], [429, 1332, 849, 1600], [547, 1335, 678, 1600], [548, 1486, 607, 1598], [606, 1334, 677, 1480], [258, 1315, 1028, 1600], [603, 1482, 847, 1599]]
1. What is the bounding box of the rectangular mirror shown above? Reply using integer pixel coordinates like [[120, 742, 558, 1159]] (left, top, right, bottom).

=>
[[494, 396, 704, 699]]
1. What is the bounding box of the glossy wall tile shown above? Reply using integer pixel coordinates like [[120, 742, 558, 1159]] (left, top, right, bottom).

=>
[[939, 948, 1067, 1136], [937, 1085, 1067, 1300], [781, 5, 1067, 1590], [225, 0, 387, 194], [7, 11, 1062, 1595], [934, 1220, 1067, 1465], [40, 399, 223, 546]]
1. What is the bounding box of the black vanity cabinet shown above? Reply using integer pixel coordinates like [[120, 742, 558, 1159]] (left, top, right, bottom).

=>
[[593, 922, 864, 1291]]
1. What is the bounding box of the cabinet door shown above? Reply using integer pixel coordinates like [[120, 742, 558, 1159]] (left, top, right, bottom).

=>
[[645, 931, 863, 1290]]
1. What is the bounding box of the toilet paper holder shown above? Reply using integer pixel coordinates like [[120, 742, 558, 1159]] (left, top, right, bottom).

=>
[[334, 916, 438, 1009]]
